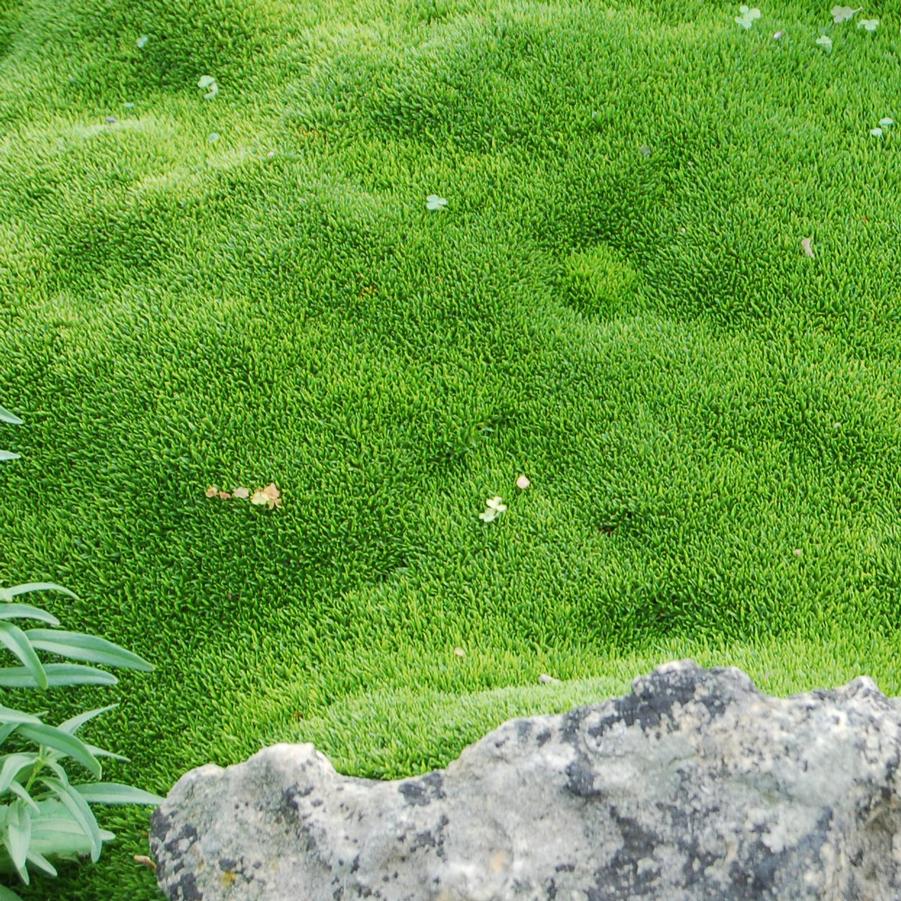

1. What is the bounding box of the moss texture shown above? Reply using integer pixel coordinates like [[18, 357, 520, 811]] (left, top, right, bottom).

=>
[[0, 0, 898, 896]]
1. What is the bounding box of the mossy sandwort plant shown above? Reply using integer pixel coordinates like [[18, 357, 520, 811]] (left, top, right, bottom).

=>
[[0, 0, 898, 896]]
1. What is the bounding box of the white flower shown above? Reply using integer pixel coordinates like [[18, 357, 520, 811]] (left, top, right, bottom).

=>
[[479, 496, 507, 522], [735, 5, 762, 29], [516, 474, 531, 490], [426, 194, 448, 211], [831, 6, 859, 24], [197, 75, 219, 100], [878, 117, 894, 128], [870, 127, 884, 138]]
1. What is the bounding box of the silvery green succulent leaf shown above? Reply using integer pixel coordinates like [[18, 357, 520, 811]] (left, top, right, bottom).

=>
[[0, 406, 22, 426]]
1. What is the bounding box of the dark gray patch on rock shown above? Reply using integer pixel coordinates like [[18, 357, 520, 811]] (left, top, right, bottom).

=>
[[407, 814, 451, 862], [172, 870, 203, 901], [565, 757, 604, 799], [398, 771, 445, 807]]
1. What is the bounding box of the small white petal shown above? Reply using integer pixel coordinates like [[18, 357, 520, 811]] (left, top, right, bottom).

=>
[[878, 117, 894, 127], [870, 127, 884, 138], [516, 474, 531, 490]]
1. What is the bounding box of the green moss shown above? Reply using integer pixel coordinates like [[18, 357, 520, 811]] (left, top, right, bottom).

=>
[[0, 1, 899, 897], [561, 244, 642, 319]]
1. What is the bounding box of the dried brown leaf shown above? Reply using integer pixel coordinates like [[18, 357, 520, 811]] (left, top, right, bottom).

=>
[[233, 486, 250, 499], [205, 485, 218, 498], [261, 482, 281, 503], [251, 483, 282, 509], [218, 491, 231, 500]]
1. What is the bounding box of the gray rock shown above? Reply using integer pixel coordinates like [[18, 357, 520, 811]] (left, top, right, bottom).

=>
[[151, 660, 901, 900]]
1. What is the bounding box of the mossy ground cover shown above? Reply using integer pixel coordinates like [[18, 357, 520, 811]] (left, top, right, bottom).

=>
[[0, 0, 898, 896]]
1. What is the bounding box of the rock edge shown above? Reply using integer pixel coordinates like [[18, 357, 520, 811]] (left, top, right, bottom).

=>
[[151, 660, 901, 900]]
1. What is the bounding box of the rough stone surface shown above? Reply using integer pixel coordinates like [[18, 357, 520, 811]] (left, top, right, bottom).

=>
[[151, 660, 901, 900]]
